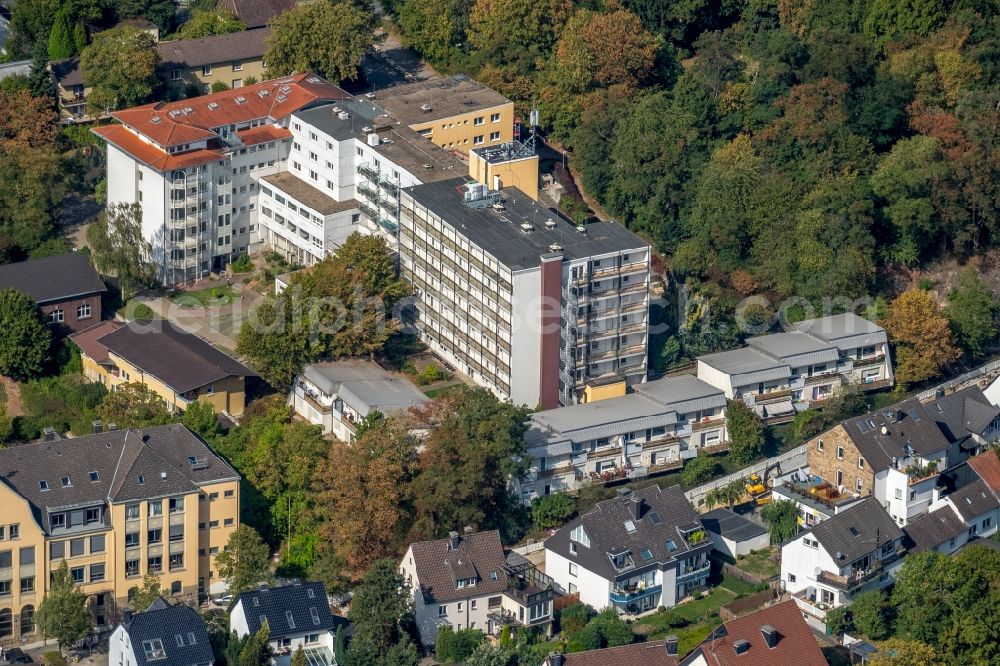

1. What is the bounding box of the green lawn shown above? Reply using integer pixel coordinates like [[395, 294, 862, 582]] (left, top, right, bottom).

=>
[[170, 285, 239, 308], [733, 549, 780, 579], [633, 587, 738, 655], [423, 382, 467, 399], [716, 573, 760, 596], [121, 300, 160, 320]]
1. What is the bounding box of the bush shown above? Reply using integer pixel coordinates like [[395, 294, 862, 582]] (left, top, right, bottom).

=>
[[435, 626, 484, 663], [44, 652, 67, 666], [230, 254, 253, 273], [558, 602, 592, 638], [681, 454, 717, 487], [420, 363, 440, 384], [531, 493, 576, 529]]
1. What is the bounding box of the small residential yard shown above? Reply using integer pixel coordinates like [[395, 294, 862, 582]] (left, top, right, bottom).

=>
[[732, 548, 780, 580], [170, 285, 240, 307], [633, 586, 738, 655]]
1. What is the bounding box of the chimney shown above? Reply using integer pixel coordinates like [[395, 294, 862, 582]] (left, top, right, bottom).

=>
[[43, 427, 56, 442], [463, 526, 473, 535], [449, 531, 460, 550], [760, 624, 778, 649], [630, 496, 644, 521], [122, 609, 132, 623], [733, 639, 750, 655], [108, 422, 119, 431], [549, 655, 564, 666], [616, 487, 632, 498], [92, 420, 103, 434], [664, 635, 679, 656]]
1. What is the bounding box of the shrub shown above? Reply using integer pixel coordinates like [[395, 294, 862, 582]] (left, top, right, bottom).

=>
[[44, 652, 67, 666], [230, 254, 253, 273], [420, 363, 440, 384], [531, 493, 576, 529]]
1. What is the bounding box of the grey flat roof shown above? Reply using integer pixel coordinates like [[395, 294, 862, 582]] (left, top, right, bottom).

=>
[[261, 172, 357, 216], [794, 312, 887, 349], [633, 375, 726, 413], [374, 74, 510, 127], [700, 508, 768, 542], [294, 99, 386, 142], [0, 60, 31, 81], [302, 360, 429, 416], [699, 347, 785, 374], [404, 178, 648, 271], [747, 331, 838, 364], [528, 392, 673, 443]]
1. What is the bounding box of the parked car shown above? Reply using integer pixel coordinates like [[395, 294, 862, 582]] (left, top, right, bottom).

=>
[[4, 649, 30, 664], [212, 594, 234, 607]]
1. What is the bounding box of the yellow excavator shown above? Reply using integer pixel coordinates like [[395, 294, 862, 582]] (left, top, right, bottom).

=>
[[746, 473, 771, 506]]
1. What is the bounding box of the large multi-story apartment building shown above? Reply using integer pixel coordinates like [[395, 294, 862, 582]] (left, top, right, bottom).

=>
[[697, 313, 893, 422], [400, 178, 650, 407], [96, 73, 518, 285], [0, 424, 239, 641], [95, 74, 349, 284], [517, 375, 727, 501]]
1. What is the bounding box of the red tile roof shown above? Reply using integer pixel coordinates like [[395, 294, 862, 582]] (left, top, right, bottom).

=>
[[696, 601, 827, 666], [968, 450, 1000, 493], [552, 641, 679, 666], [108, 73, 347, 148], [93, 124, 225, 172], [70, 320, 122, 365], [237, 124, 292, 146]]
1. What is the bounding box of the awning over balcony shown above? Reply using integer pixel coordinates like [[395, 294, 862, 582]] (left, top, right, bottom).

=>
[[754, 399, 794, 419]]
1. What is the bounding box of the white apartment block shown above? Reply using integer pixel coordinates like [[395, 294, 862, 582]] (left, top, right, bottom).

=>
[[97, 74, 515, 285], [697, 313, 893, 423], [517, 375, 727, 501], [400, 179, 650, 407]]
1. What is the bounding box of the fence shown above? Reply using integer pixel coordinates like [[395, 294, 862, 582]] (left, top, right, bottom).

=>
[[914, 357, 1000, 402], [511, 540, 546, 556], [685, 445, 808, 508], [553, 592, 580, 612]]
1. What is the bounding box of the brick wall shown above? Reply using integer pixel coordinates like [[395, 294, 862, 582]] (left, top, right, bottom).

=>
[[39, 293, 103, 336], [806, 424, 876, 495]]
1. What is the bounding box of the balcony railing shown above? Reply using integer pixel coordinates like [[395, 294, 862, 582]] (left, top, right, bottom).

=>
[[676, 562, 711, 583], [692, 417, 725, 431], [609, 584, 661, 604], [816, 549, 903, 592], [357, 165, 379, 181]]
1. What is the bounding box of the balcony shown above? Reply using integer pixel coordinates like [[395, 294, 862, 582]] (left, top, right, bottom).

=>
[[358, 203, 380, 222], [676, 562, 711, 583], [380, 179, 400, 196], [853, 353, 886, 368], [692, 417, 725, 431], [356, 184, 378, 201], [816, 549, 904, 592], [609, 583, 661, 604], [648, 458, 684, 474], [590, 445, 623, 461], [357, 164, 379, 181], [863, 378, 893, 390], [534, 464, 574, 480], [805, 370, 840, 384], [698, 441, 731, 456]]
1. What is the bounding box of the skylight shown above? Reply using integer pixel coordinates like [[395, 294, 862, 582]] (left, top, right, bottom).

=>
[[39, 480, 49, 491], [649, 512, 662, 525], [624, 520, 637, 533], [60, 476, 71, 487], [137, 475, 145, 485], [849, 527, 860, 537], [89, 471, 99, 482], [142, 639, 165, 660], [286, 610, 296, 629], [310, 607, 321, 625], [641, 548, 653, 560], [666, 540, 677, 552]]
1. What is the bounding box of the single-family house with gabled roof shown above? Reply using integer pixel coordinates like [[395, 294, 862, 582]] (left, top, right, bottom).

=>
[[110, 597, 214, 666]]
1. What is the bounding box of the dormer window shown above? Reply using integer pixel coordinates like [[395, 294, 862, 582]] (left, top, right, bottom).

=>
[[39, 481, 49, 491], [60, 476, 72, 487], [570, 525, 590, 548]]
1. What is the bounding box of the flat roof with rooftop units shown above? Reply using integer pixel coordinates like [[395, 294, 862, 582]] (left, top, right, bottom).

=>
[[374, 74, 511, 127], [403, 177, 648, 271]]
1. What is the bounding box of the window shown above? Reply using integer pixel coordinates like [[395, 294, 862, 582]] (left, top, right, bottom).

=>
[[169, 69, 180, 81], [125, 560, 139, 577], [20, 577, 34, 593], [473, 135, 484, 145], [836, 470, 843, 486], [89, 471, 99, 482], [169, 525, 184, 542], [69, 539, 84, 557], [169, 497, 184, 513], [70, 567, 84, 583], [0, 551, 9, 569], [148, 529, 162, 545], [474, 116, 484, 126], [856, 477, 863, 491], [147, 556, 162, 572], [570, 525, 590, 547], [19, 547, 34, 566], [490, 113, 501, 123], [202, 66, 212, 76], [143, 639, 166, 660], [788, 573, 796, 583], [641, 548, 653, 560], [224, 518, 234, 527], [858, 457, 865, 469], [125, 532, 140, 548], [169, 553, 184, 570], [837, 446, 844, 460], [306, 634, 319, 644], [50, 542, 65, 559], [50, 513, 65, 529], [471, 600, 477, 610], [0, 580, 10, 596], [232, 61, 243, 71], [817, 439, 824, 452], [310, 607, 321, 625], [438, 605, 447, 617], [148, 500, 163, 517], [49, 309, 64, 323], [9, 525, 18, 540], [894, 488, 902, 500], [209, 520, 219, 529], [125, 504, 140, 520], [568, 563, 578, 577], [489, 131, 500, 141], [77, 304, 92, 319], [90, 535, 104, 553], [89, 563, 105, 582]]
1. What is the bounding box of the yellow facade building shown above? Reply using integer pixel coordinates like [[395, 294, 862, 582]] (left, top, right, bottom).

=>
[[0, 424, 239, 641], [71, 321, 251, 417]]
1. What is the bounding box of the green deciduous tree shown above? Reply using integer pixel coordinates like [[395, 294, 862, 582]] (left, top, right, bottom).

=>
[[463, 642, 515, 666], [216, 525, 272, 594], [867, 639, 939, 666], [726, 399, 765, 465], [181, 400, 222, 440], [290, 647, 306, 666], [96, 382, 173, 428], [37, 561, 90, 654], [81, 26, 160, 113], [178, 9, 245, 39], [883, 289, 961, 388], [346, 559, 420, 666], [130, 572, 162, 611], [864, 0, 949, 45], [760, 499, 799, 544], [265, 1, 380, 83], [680, 454, 717, 487], [0, 289, 52, 381], [86, 203, 158, 300], [530, 493, 576, 529], [467, 0, 572, 70], [851, 589, 890, 640], [705, 478, 746, 509], [946, 266, 998, 359], [409, 389, 529, 542], [397, 0, 471, 65]]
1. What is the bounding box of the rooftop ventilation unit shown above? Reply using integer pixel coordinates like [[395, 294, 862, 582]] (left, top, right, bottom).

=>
[[367, 133, 380, 147], [258, 89, 270, 97], [235, 96, 247, 105], [420, 103, 432, 112], [545, 218, 557, 229], [276, 94, 287, 103], [169, 110, 182, 118], [331, 106, 341, 113], [279, 85, 292, 93], [576, 224, 587, 234], [207, 102, 219, 110], [733, 640, 750, 655], [338, 111, 350, 120], [183, 106, 193, 114], [549, 243, 562, 252], [365, 92, 375, 99], [306, 76, 321, 83], [520, 223, 534, 233], [361, 126, 372, 133]]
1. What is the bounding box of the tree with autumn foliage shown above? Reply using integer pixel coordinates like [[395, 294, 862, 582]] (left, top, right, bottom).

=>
[[311, 417, 416, 581], [882, 289, 960, 388], [80, 26, 160, 113]]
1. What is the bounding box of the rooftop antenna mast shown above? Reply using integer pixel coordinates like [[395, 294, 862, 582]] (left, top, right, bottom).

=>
[[525, 107, 540, 153]]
